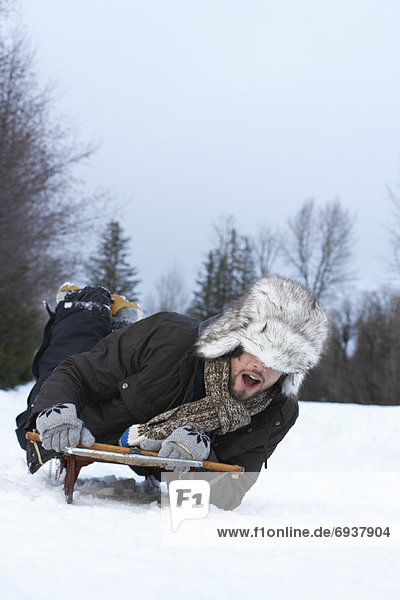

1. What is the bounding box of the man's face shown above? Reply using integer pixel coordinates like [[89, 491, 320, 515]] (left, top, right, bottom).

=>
[[229, 352, 283, 402]]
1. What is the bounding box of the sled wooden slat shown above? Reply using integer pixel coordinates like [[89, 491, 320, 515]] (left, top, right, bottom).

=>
[[26, 431, 243, 473], [26, 431, 243, 504]]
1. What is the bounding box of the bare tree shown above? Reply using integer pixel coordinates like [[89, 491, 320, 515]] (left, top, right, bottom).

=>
[[386, 186, 400, 277], [0, 30, 99, 301], [351, 289, 400, 405], [302, 289, 400, 405], [329, 295, 358, 361], [0, 18, 103, 387], [251, 225, 282, 277], [282, 199, 355, 301], [156, 265, 189, 313]]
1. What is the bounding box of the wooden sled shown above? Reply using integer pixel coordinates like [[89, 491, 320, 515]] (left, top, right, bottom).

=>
[[26, 432, 244, 504]]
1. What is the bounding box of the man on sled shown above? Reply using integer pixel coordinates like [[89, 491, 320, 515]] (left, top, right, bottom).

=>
[[16, 275, 328, 509]]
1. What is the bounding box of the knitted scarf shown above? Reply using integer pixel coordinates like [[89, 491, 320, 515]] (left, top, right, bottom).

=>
[[123, 356, 279, 446]]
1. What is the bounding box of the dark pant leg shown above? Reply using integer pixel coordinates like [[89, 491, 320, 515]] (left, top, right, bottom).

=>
[[15, 301, 111, 450]]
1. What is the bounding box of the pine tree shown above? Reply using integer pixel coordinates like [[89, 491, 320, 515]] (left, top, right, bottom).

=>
[[0, 290, 44, 389], [192, 251, 220, 319], [86, 221, 140, 299], [189, 218, 256, 320], [234, 235, 256, 294]]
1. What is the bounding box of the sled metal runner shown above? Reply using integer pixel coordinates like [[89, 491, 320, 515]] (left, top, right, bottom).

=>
[[65, 446, 204, 469], [26, 431, 244, 504]]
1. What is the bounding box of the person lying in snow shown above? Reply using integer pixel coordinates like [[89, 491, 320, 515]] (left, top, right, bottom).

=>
[[16, 275, 329, 509]]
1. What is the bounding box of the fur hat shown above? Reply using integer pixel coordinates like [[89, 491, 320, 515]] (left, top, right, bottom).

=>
[[196, 275, 329, 397]]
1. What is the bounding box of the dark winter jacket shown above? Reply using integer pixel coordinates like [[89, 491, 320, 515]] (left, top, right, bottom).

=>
[[25, 311, 299, 509]]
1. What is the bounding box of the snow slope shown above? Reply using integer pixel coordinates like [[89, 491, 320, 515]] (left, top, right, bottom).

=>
[[1, 385, 399, 599]]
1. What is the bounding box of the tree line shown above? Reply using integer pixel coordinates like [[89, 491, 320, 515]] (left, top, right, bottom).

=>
[[154, 206, 399, 406], [66, 205, 400, 406]]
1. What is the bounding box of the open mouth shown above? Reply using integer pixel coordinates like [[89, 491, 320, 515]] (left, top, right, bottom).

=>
[[242, 373, 262, 389]]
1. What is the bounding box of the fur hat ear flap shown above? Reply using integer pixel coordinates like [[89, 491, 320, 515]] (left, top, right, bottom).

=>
[[281, 372, 305, 398]]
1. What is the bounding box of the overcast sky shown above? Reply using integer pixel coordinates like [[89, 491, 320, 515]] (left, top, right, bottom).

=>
[[18, 0, 400, 305]]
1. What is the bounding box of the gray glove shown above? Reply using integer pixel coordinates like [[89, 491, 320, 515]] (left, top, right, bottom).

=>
[[140, 426, 211, 472], [36, 403, 95, 452]]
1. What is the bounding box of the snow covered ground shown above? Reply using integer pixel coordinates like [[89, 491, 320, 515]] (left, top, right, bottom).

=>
[[1, 384, 399, 599]]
